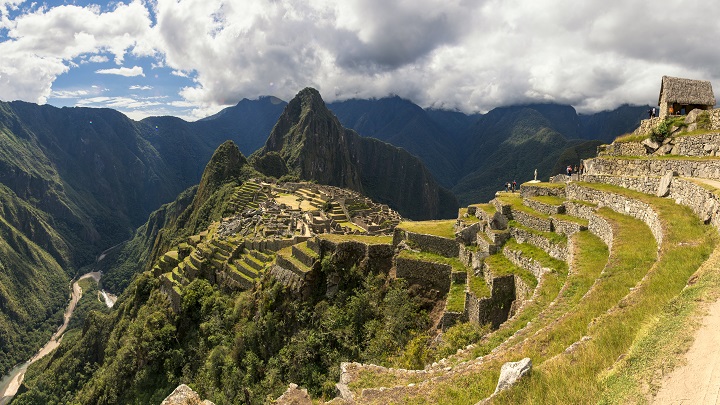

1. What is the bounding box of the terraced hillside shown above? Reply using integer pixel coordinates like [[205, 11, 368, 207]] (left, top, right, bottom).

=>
[[309, 128, 720, 403]]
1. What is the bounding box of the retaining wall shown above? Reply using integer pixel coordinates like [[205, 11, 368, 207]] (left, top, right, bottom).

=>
[[393, 229, 460, 258]]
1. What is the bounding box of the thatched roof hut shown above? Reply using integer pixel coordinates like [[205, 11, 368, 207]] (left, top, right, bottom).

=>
[[658, 76, 715, 118]]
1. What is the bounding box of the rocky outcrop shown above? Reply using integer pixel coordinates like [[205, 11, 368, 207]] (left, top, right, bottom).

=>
[[161, 384, 214, 405]]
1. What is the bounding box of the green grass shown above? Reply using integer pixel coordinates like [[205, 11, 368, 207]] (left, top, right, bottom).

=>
[[467, 272, 490, 299], [397, 220, 457, 239], [397, 250, 466, 273], [316, 234, 393, 244], [484, 253, 537, 289], [508, 220, 568, 245], [294, 242, 318, 259], [613, 132, 647, 143], [529, 195, 565, 206], [552, 213, 589, 227], [504, 238, 567, 275], [523, 182, 566, 189], [494, 185, 716, 403], [498, 193, 550, 220], [470, 203, 496, 216], [446, 282, 467, 312]]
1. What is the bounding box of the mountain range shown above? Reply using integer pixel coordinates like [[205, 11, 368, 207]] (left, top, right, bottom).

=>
[[0, 89, 648, 380]]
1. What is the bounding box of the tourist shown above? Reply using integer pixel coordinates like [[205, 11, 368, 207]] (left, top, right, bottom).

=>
[[512, 180, 517, 192], [566, 165, 572, 176]]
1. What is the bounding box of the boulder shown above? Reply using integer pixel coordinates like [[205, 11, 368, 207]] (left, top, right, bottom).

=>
[[493, 357, 532, 395], [161, 384, 215, 405], [656, 171, 675, 197], [642, 138, 660, 151]]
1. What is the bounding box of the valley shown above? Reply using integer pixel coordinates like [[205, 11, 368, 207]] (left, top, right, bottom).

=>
[[0, 271, 113, 405], [0, 86, 706, 405]]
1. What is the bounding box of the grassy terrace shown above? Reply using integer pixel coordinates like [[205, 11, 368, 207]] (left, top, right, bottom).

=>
[[551, 213, 589, 227], [356, 180, 716, 403], [397, 249, 466, 273], [529, 195, 565, 206], [483, 253, 537, 289], [446, 281, 467, 313], [359, 205, 653, 404], [468, 272, 490, 299], [470, 203, 496, 216], [614, 129, 717, 143], [508, 220, 567, 245], [497, 193, 550, 219], [522, 181, 566, 189], [294, 241, 318, 258], [504, 238, 567, 275], [316, 234, 393, 244], [492, 186, 714, 403], [397, 220, 457, 239]]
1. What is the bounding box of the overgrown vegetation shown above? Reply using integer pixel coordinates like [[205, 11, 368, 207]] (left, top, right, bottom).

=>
[[16, 257, 430, 404], [651, 116, 687, 143]]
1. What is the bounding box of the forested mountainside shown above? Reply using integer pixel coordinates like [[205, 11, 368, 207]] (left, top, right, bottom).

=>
[[12, 140, 438, 404]]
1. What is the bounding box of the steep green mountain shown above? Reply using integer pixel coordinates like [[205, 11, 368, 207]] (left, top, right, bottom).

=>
[[452, 107, 574, 204], [100, 141, 255, 293], [578, 104, 651, 142], [327, 97, 465, 187], [258, 88, 459, 220], [141, 96, 286, 182], [0, 183, 68, 375]]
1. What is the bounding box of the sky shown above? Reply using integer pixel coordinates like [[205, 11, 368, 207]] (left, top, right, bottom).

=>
[[1, 0, 719, 121]]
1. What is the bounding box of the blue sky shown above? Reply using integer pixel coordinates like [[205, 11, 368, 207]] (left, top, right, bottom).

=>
[[1, 0, 720, 121]]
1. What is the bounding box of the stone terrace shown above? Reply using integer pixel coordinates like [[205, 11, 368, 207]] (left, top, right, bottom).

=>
[[319, 130, 720, 404]]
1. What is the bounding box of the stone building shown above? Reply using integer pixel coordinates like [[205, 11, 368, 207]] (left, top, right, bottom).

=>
[[658, 75, 715, 119]]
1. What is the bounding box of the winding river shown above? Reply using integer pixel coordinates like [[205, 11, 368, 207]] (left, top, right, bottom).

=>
[[0, 272, 115, 404]]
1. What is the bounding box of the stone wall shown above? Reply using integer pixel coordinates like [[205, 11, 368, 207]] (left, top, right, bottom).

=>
[[551, 217, 586, 236], [395, 256, 452, 296], [459, 244, 484, 269], [582, 174, 720, 230], [669, 133, 720, 156], [393, 229, 460, 258], [520, 184, 566, 198], [502, 245, 548, 280], [596, 142, 647, 157], [465, 274, 515, 328], [566, 183, 664, 245], [511, 209, 553, 232], [456, 221, 482, 245], [510, 226, 568, 261], [586, 158, 720, 180], [523, 197, 565, 215]]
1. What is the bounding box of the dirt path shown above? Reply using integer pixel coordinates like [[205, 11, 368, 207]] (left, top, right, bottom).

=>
[[653, 298, 720, 404]]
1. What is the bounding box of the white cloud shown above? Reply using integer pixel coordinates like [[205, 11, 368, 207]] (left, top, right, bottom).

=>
[[129, 84, 153, 90], [3, 0, 720, 116], [0, 0, 151, 103], [51, 89, 89, 98], [96, 65, 144, 77], [81, 55, 109, 64]]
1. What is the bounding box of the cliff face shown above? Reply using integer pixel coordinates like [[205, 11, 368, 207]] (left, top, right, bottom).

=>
[[260, 88, 458, 220]]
